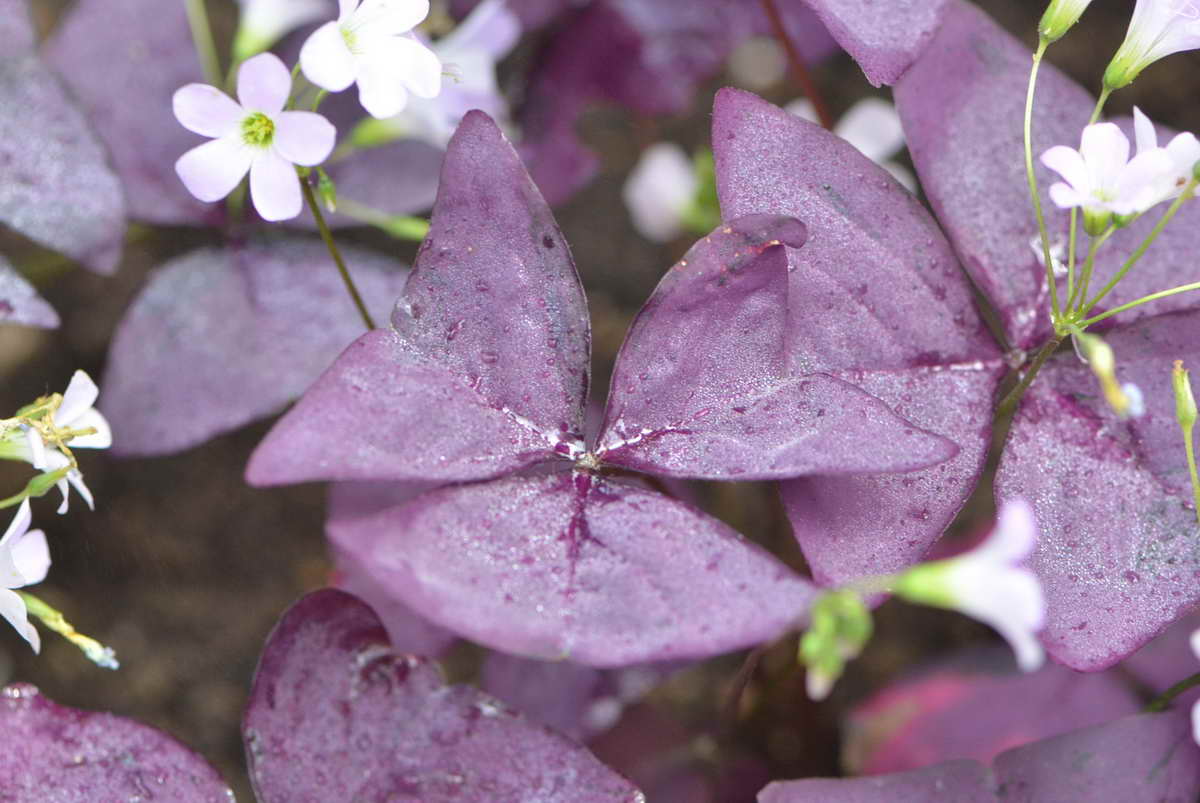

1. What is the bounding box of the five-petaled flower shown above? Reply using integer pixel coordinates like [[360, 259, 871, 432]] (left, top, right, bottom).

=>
[[1105, 0, 1200, 89], [174, 52, 337, 221], [1041, 121, 1174, 232], [300, 0, 443, 119], [894, 500, 1047, 673], [0, 500, 50, 653]]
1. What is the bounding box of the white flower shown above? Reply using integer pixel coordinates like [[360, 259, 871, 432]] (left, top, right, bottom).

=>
[[1191, 629, 1200, 745], [174, 53, 337, 222], [1040, 0, 1094, 42], [894, 500, 1046, 672], [0, 500, 50, 652], [1041, 122, 1175, 229], [1106, 0, 1200, 89], [22, 371, 112, 514], [233, 0, 329, 61], [787, 97, 916, 192], [1133, 106, 1200, 202], [623, 143, 698, 243], [300, 0, 442, 119]]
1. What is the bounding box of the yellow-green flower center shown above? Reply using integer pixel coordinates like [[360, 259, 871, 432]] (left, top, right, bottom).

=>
[[241, 112, 275, 148]]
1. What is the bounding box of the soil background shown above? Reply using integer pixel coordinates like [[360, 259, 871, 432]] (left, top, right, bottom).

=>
[[2, 1, 1198, 800]]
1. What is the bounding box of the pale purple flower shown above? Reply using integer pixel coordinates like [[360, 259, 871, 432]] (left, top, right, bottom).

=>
[[1041, 122, 1174, 224], [0, 500, 50, 653], [622, 143, 697, 242], [174, 53, 336, 222], [300, 0, 442, 119], [1133, 106, 1200, 202], [1106, 0, 1200, 89]]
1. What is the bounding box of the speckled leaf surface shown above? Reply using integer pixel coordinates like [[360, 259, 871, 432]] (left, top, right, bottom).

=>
[[894, 0, 1092, 349], [327, 472, 816, 666], [800, 0, 948, 86], [759, 760, 995, 803], [392, 111, 590, 440], [0, 256, 58, 329], [0, 684, 234, 802], [103, 238, 405, 456], [713, 87, 1004, 586], [599, 216, 958, 480], [0, 5, 125, 275], [45, 0, 213, 225], [997, 310, 1200, 670], [843, 654, 1139, 775], [244, 590, 644, 803]]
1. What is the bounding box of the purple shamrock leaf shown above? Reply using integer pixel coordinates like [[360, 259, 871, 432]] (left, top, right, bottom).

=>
[[45, 0, 215, 226], [251, 110, 955, 664], [450, 0, 569, 31], [0, 0, 126, 275], [0, 256, 58, 329], [800, 0, 949, 87], [520, 0, 838, 204], [102, 238, 406, 456], [243, 589, 644, 802], [713, 86, 1004, 586], [0, 684, 233, 802], [762, 710, 1200, 802], [843, 650, 1140, 774]]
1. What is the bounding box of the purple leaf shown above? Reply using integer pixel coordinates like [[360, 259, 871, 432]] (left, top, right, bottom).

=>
[[1122, 612, 1200, 710], [759, 760, 995, 803], [45, 0, 215, 226], [327, 472, 816, 666], [799, 0, 948, 87], [393, 111, 590, 439], [0, 6, 125, 274], [0, 257, 58, 329], [843, 652, 1140, 775], [102, 238, 406, 456], [713, 87, 1004, 585], [997, 310, 1200, 670], [598, 215, 960, 480], [0, 0, 34, 54], [451, 0, 572, 30], [894, 0, 1093, 349], [0, 684, 233, 802], [243, 589, 644, 802]]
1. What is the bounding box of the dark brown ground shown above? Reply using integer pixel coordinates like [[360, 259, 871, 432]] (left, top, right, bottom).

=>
[[3, 1, 1199, 800]]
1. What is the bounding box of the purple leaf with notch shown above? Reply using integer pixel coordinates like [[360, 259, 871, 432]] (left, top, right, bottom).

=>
[[0, 684, 234, 802], [0, 256, 58, 329], [713, 85, 1004, 586], [800, 0, 948, 87], [45, 0, 215, 226], [102, 238, 406, 456], [243, 589, 644, 802], [0, 1, 126, 275]]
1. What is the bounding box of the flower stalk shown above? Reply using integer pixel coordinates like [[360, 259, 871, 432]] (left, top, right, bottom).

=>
[[300, 174, 377, 331]]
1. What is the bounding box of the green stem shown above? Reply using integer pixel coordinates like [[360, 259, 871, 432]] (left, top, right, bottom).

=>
[[1090, 88, 1111, 125], [1081, 180, 1197, 315], [300, 175, 377, 331], [1068, 225, 1115, 313], [1145, 671, 1200, 712], [1081, 281, 1200, 327], [1184, 420, 1200, 527], [337, 199, 430, 240], [1025, 40, 1061, 323], [311, 89, 329, 112], [1065, 91, 1110, 300], [997, 336, 1064, 417], [185, 0, 221, 87]]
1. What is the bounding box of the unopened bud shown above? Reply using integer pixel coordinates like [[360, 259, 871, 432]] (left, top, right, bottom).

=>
[[1176, 360, 1198, 430], [317, 168, 337, 213], [1039, 0, 1093, 43], [1075, 333, 1139, 418]]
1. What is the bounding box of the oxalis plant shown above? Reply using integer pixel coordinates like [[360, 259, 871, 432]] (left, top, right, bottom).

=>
[[5, 0, 1200, 799]]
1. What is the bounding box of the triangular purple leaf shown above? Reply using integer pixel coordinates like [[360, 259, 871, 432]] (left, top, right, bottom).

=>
[[0, 256, 59, 329], [713, 87, 1004, 585], [243, 589, 644, 802], [599, 215, 959, 480], [45, 0, 214, 226], [997, 310, 1200, 670], [759, 760, 995, 803], [0, 4, 125, 275], [103, 238, 406, 456], [327, 472, 816, 666], [799, 0, 948, 87], [0, 684, 233, 802], [894, 0, 1093, 349]]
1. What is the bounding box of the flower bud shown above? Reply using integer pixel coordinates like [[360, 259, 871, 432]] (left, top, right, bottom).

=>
[[1176, 360, 1198, 431], [1039, 0, 1093, 43]]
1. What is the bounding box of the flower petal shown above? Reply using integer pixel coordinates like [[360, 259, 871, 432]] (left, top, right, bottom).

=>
[[1048, 182, 1088, 210], [438, 0, 520, 60], [175, 136, 254, 203], [173, 84, 244, 138], [10, 529, 49, 587], [1191, 628, 1200, 662], [56, 370, 100, 427], [65, 470, 94, 512], [1079, 122, 1130, 187], [354, 0, 430, 35], [0, 500, 31, 551], [394, 35, 442, 98], [974, 499, 1038, 563], [1114, 147, 1174, 213], [237, 52, 292, 114], [249, 151, 303, 221], [0, 589, 39, 652], [622, 143, 696, 242], [300, 21, 357, 92], [837, 97, 905, 163], [1040, 145, 1089, 194], [273, 111, 336, 166], [23, 429, 46, 471], [1133, 106, 1157, 154], [954, 567, 1046, 672], [68, 409, 113, 450], [338, 0, 360, 20], [356, 53, 412, 118]]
